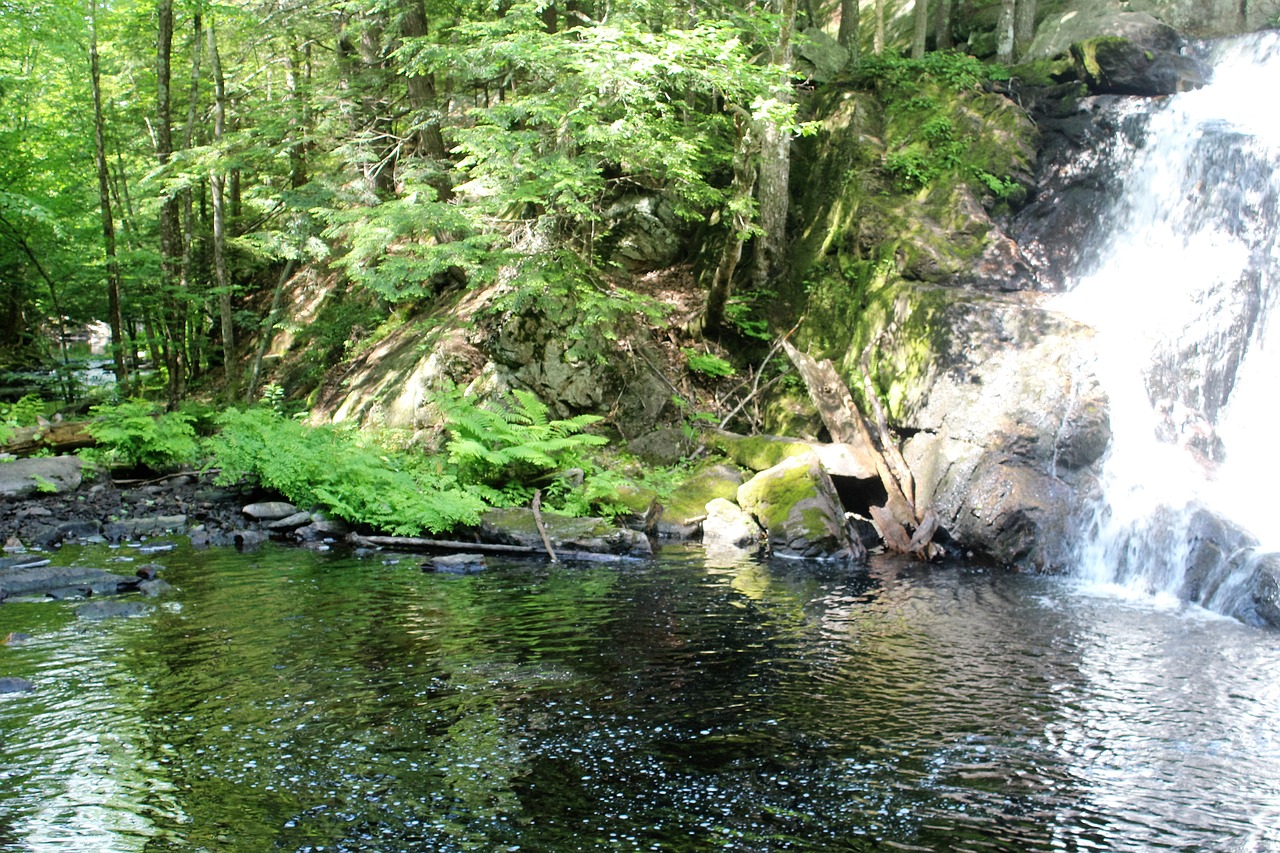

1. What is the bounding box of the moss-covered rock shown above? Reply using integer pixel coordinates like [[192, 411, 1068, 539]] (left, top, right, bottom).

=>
[[658, 463, 746, 538], [737, 454, 864, 562]]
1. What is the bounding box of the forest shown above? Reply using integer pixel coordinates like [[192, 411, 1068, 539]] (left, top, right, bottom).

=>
[[0, 0, 1036, 396]]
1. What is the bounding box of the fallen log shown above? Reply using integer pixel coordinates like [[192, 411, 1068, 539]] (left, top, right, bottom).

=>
[[2, 421, 95, 457], [783, 340, 938, 559], [346, 533, 632, 563]]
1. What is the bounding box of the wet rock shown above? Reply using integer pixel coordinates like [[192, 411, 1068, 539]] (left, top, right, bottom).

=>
[[425, 554, 487, 574], [139, 578, 175, 597], [479, 507, 653, 557], [658, 464, 746, 539], [232, 530, 269, 549], [1249, 555, 1280, 630], [0, 676, 35, 694], [104, 516, 188, 541], [267, 511, 314, 531], [242, 501, 298, 521], [0, 456, 84, 499], [701, 498, 763, 550], [0, 566, 139, 599], [737, 454, 865, 562], [1071, 36, 1207, 96], [77, 600, 151, 620]]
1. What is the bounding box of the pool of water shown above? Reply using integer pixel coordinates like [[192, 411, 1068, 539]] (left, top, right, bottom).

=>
[[2, 543, 1278, 852]]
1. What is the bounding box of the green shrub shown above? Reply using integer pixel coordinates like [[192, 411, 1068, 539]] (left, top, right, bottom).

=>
[[208, 407, 486, 535], [0, 394, 45, 444], [83, 399, 199, 471], [439, 386, 608, 507]]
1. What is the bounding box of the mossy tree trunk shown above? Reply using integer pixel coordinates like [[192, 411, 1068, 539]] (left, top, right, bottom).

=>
[[912, 0, 929, 59]]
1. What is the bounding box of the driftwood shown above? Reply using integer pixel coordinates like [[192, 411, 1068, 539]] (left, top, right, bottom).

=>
[[346, 533, 629, 563], [782, 340, 937, 559], [2, 421, 95, 457], [531, 489, 559, 563]]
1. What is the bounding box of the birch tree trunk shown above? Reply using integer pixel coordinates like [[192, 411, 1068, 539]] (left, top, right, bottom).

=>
[[208, 20, 235, 395], [89, 0, 128, 387], [996, 0, 1016, 64], [912, 0, 929, 59]]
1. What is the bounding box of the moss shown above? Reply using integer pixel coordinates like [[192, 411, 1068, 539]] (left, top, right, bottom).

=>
[[1009, 57, 1076, 87], [663, 462, 744, 525], [738, 458, 821, 532], [1070, 36, 1133, 83], [705, 433, 815, 472]]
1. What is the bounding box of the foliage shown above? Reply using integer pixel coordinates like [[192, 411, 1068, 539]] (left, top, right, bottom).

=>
[[208, 407, 486, 536], [82, 399, 199, 471], [682, 348, 737, 378], [857, 52, 1018, 194], [438, 386, 608, 507], [0, 394, 46, 444]]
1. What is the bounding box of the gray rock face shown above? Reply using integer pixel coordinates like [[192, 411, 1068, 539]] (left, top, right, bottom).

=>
[[1026, 2, 1280, 61], [0, 456, 83, 499], [737, 454, 865, 562], [599, 195, 684, 271], [1071, 37, 1207, 96], [893, 293, 1109, 571]]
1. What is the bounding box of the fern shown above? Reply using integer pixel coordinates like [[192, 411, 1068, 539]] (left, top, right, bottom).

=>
[[438, 386, 608, 500], [82, 399, 199, 471], [208, 407, 485, 535]]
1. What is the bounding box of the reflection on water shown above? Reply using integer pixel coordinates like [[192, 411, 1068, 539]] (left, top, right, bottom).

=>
[[1, 544, 1278, 851]]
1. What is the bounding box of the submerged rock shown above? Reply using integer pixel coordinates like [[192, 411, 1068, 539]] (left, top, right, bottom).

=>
[[77, 600, 152, 620], [0, 676, 34, 694], [0, 566, 139, 599], [701, 498, 763, 551]]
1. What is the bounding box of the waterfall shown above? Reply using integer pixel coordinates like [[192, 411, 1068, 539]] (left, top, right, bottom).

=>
[[1055, 32, 1280, 622]]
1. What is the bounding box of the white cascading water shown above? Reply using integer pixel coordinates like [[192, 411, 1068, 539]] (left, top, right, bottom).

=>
[[1056, 32, 1280, 611]]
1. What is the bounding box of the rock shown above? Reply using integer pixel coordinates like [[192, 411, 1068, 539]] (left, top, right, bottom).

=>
[[0, 676, 35, 694], [241, 501, 298, 521], [1071, 36, 1207, 96], [425, 554, 487, 574], [599, 194, 684, 271], [627, 427, 694, 467], [0, 566, 139, 599], [267, 511, 314, 531], [3, 633, 32, 645], [478, 507, 653, 557], [103, 516, 188, 541], [139, 578, 175, 597], [0, 456, 83, 499], [657, 464, 746, 539], [737, 454, 865, 562], [1026, 9, 1182, 62], [797, 27, 848, 82], [701, 498, 763, 550], [232, 530, 269, 549], [1249, 554, 1280, 630], [77, 600, 152, 620]]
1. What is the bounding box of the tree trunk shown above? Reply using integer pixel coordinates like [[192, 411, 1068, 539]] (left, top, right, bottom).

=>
[[753, 0, 796, 292], [874, 0, 886, 55], [702, 115, 756, 336], [400, 0, 452, 199], [837, 0, 860, 62], [1014, 0, 1037, 62], [208, 20, 235, 396], [935, 0, 953, 51], [156, 0, 185, 405], [2, 422, 96, 457], [912, 0, 929, 58], [89, 0, 128, 388], [996, 0, 1016, 64]]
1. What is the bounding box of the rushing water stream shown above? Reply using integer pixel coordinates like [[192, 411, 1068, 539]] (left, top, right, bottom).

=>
[[1056, 32, 1280, 609], [2, 542, 1279, 852]]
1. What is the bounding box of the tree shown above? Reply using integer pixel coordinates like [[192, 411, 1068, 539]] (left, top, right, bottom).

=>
[[89, 0, 128, 385], [996, 0, 1016, 64], [912, 0, 929, 59], [838, 0, 860, 62]]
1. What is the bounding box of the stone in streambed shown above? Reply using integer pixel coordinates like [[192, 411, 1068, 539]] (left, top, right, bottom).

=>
[[0, 676, 35, 694], [241, 501, 298, 521]]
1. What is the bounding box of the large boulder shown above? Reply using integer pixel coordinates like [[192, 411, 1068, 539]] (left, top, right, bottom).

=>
[[1025, 2, 1280, 61], [0, 456, 83, 499], [737, 454, 865, 562], [1070, 36, 1207, 96]]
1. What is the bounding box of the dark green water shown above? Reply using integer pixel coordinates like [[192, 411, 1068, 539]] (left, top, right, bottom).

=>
[[1, 543, 1278, 852]]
